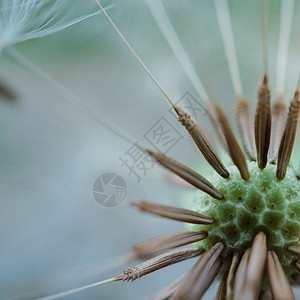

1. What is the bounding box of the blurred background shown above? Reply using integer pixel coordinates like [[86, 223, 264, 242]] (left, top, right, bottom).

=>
[[0, 0, 299, 299]]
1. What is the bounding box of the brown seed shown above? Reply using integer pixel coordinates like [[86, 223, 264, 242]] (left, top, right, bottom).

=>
[[215, 273, 226, 300], [130, 231, 207, 260], [276, 90, 300, 180], [115, 248, 202, 282], [254, 74, 272, 169], [294, 260, 300, 271], [174, 106, 230, 178], [267, 250, 295, 300], [297, 165, 300, 180], [172, 242, 224, 300], [130, 201, 214, 225], [233, 248, 251, 300], [215, 104, 250, 180], [235, 97, 256, 161], [269, 99, 287, 164], [146, 149, 224, 199], [226, 253, 240, 300], [234, 232, 267, 300], [206, 101, 229, 152], [288, 245, 300, 258]]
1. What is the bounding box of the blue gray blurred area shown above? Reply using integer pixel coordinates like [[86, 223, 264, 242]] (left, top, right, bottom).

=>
[[0, 0, 299, 299]]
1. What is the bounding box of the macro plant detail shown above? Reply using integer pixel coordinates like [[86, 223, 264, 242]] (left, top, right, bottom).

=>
[[39, 0, 299, 299], [0, 0, 102, 53], [0, 0, 299, 300]]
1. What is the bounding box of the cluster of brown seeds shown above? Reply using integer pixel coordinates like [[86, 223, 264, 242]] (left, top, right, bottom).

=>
[[112, 73, 299, 300]]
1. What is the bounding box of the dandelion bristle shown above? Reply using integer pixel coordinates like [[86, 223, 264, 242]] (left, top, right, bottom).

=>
[[261, 0, 268, 75], [130, 201, 215, 225], [130, 231, 207, 260], [146, 0, 211, 105], [146, 149, 224, 199], [94, 0, 175, 108], [255, 74, 272, 169], [215, 104, 250, 180], [267, 250, 295, 300], [40, 277, 118, 300], [0, 0, 103, 51], [6, 47, 142, 148], [275, 0, 295, 99], [145, 0, 235, 161], [276, 89, 300, 180], [171, 242, 224, 299], [214, 0, 243, 97], [174, 106, 230, 178]]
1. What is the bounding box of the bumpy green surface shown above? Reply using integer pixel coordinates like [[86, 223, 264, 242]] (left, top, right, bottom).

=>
[[189, 161, 300, 281]]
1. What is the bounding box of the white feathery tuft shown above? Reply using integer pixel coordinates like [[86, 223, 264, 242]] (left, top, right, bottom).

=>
[[0, 0, 105, 52]]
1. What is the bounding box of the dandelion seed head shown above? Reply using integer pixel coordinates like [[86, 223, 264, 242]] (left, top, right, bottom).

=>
[[190, 161, 300, 282], [4, 1, 298, 298]]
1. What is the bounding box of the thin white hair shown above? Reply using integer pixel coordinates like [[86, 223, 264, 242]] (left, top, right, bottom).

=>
[[0, 0, 104, 52]]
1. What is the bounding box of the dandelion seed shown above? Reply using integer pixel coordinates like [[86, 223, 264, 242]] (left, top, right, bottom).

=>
[[267, 250, 295, 300], [215, 273, 227, 300], [215, 104, 250, 180], [255, 74, 272, 169], [146, 149, 224, 199], [277, 87, 300, 180], [226, 253, 240, 299], [171, 242, 224, 299], [235, 97, 257, 161], [129, 230, 207, 260], [288, 246, 300, 258], [130, 201, 215, 225], [174, 105, 230, 179], [236, 232, 267, 300], [115, 248, 202, 282], [270, 100, 287, 164]]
